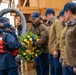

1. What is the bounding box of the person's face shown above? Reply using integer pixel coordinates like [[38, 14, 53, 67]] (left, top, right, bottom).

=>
[[46, 14, 53, 21], [0, 23, 3, 26], [16, 20, 21, 28], [5, 28, 10, 31], [64, 10, 70, 22], [58, 15, 65, 23], [7, 19, 10, 23], [31, 17, 39, 24], [17, 21, 20, 24]]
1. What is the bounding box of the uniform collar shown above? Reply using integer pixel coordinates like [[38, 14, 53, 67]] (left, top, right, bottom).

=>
[[32, 21, 41, 27], [67, 18, 76, 26], [46, 17, 57, 26]]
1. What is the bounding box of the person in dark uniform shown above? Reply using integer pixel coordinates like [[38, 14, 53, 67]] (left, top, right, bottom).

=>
[[0, 17, 8, 29], [28, 12, 49, 75], [57, 9, 66, 28], [45, 8, 63, 75], [0, 17, 15, 31], [57, 9, 68, 75], [2, 22, 18, 41], [0, 22, 24, 75], [63, 2, 76, 75], [16, 19, 22, 36]]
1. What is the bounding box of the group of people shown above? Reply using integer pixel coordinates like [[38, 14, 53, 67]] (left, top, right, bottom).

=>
[[0, 1, 76, 75], [27, 2, 76, 75]]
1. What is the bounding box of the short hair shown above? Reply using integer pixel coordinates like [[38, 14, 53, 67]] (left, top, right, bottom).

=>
[[69, 8, 76, 15]]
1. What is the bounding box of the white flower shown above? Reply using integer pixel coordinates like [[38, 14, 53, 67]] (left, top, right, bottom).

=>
[[35, 54, 38, 57], [27, 36, 30, 38], [23, 53, 26, 55], [36, 39, 39, 41], [29, 38, 32, 41]]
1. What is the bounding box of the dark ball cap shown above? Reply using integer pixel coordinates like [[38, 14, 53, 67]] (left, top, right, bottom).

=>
[[0, 17, 9, 23], [30, 12, 40, 20], [57, 9, 64, 17], [45, 8, 55, 15], [2, 22, 11, 28], [64, 2, 76, 11]]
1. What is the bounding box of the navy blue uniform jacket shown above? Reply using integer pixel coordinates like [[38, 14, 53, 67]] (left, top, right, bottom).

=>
[[0, 33, 22, 70]]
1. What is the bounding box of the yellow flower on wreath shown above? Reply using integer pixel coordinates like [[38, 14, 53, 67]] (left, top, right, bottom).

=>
[[37, 50, 40, 52], [31, 52, 34, 55], [35, 54, 38, 57], [32, 48, 34, 50], [26, 50, 30, 52], [26, 41, 30, 44], [24, 39, 27, 42], [26, 56, 28, 58], [23, 53, 26, 55], [36, 39, 39, 41], [27, 58, 30, 61]]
